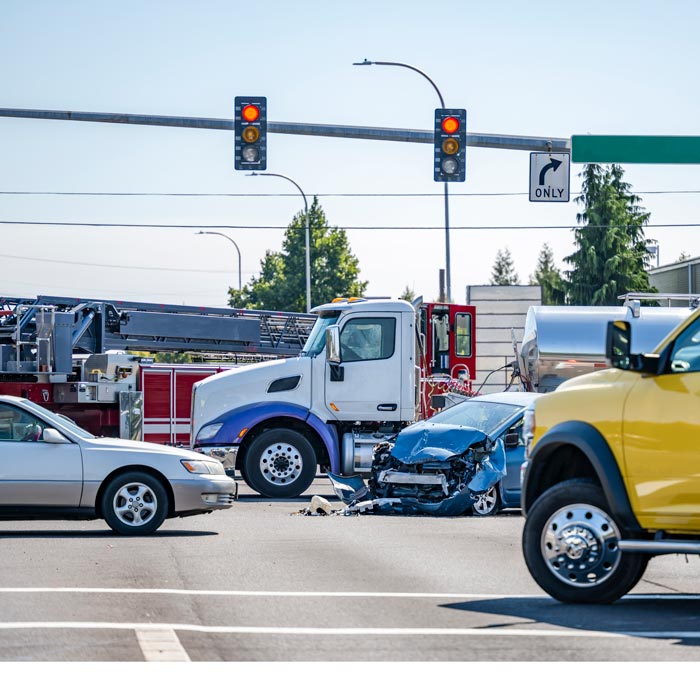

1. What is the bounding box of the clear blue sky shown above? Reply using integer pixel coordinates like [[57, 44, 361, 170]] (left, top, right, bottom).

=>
[[1, 0, 699, 306]]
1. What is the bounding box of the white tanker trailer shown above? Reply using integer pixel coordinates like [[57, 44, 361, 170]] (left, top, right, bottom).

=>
[[518, 296, 695, 393]]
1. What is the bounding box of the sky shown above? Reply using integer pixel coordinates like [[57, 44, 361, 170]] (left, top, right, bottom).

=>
[[1, 0, 700, 308]]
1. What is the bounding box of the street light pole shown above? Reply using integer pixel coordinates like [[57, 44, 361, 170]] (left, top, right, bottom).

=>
[[248, 172, 311, 313], [195, 230, 242, 291], [354, 59, 453, 302]]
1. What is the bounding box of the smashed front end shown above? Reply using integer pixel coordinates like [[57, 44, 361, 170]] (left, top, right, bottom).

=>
[[327, 425, 506, 516]]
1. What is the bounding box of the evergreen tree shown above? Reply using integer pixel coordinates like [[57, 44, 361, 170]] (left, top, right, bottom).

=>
[[399, 285, 415, 302], [228, 198, 367, 312], [565, 164, 656, 305], [530, 242, 566, 305], [490, 247, 520, 285]]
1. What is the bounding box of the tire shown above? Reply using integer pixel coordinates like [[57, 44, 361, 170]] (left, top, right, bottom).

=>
[[244, 428, 317, 498], [471, 486, 500, 517], [522, 480, 648, 604], [102, 471, 169, 536]]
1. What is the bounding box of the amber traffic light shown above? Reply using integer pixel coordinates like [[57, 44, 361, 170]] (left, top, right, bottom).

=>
[[235, 96, 267, 170]]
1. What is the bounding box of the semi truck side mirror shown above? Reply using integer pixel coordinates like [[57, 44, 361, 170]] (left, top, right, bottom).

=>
[[606, 321, 632, 369], [325, 325, 342, 364]]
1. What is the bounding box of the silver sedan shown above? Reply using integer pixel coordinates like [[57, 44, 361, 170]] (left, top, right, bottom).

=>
[[0, 395, 237, 535]]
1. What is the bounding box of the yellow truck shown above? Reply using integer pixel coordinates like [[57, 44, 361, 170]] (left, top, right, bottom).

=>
[[520, 307, 700, 603]]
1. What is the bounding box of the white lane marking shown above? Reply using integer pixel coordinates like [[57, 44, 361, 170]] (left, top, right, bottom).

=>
[[0, 588, 696, 600], [135, 627, 190, 662], [0, 621, 697, 639]]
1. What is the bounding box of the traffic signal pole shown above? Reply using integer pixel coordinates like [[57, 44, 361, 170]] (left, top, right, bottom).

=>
[[353, 60, 455, 301], [0, 106, 569, 305], [0, 108, 569, 151]]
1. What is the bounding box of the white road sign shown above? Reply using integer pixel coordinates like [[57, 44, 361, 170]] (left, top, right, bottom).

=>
[[529, 152, 570, 202]]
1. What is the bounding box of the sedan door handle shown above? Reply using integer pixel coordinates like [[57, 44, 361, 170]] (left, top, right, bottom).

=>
[[377, 404, 397, 411]]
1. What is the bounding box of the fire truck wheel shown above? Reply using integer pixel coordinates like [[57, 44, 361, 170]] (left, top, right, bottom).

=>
[[245, 429, 317, 498], [102, 471, 169, 536]]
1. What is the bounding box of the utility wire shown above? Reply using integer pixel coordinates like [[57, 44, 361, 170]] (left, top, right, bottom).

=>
[[0, 252, 246, 274], [0, 220, 698, 230], [1, 190, 699, 197]]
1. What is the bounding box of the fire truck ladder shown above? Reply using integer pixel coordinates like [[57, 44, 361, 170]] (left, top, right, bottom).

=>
[[0, 295, 315, 376]]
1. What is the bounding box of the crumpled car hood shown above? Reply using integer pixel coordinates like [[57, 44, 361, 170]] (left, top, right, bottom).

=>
[[390, 424, 490, 464]]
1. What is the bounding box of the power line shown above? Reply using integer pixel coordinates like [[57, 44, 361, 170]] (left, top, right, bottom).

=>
[[1, 189, 700, 197], [1, 220, 699, 230], [0, 252, 249, 274], [1, 279, 228, 299]]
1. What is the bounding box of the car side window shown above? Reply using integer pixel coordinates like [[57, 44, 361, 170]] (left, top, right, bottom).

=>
[[340, 318, 396, 362], [0, 405, 50, 442], [669, 320, 700, 374]]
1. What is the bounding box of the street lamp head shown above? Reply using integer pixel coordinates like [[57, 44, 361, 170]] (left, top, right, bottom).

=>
[[353, 59, 373, 66]]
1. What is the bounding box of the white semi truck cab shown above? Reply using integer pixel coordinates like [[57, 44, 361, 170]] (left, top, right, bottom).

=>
[[191, 298, 420, 498]]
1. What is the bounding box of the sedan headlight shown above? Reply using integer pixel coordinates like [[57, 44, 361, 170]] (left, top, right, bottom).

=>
[[181, 459, 225, 475], [196, 422, 223, 442]]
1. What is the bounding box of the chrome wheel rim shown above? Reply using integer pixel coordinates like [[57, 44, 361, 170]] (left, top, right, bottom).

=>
[[260, 442, 303, 485], [113, 482, 158, 527], [472, 486, 498, 515], [541, 503, 622, 587]]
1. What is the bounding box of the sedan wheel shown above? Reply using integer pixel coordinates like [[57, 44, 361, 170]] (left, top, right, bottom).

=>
[[102, 471, 169, 535], [471, 486, 500, 516]]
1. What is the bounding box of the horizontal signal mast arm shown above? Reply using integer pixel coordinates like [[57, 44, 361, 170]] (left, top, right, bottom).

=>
[[0, 107, 570, 153]]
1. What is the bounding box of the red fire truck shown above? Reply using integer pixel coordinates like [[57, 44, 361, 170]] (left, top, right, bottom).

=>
[[0, 295, 476, 443]]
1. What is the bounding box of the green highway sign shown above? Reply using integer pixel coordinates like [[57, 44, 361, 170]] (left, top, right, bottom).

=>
[[571, 135, 700, 164]]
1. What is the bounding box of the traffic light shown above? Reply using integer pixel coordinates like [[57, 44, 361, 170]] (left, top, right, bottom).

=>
[[234, 96, 267, 170], [434, 108, 466, 182]]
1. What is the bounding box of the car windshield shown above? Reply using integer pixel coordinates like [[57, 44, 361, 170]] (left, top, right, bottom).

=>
[[301, 311, 341, 357], [18, 399, 95, 439], [427, 398, 522, 435]]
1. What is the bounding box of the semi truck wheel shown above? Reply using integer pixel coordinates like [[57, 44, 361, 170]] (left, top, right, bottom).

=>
[[102, 471, 169, 536], [244, 428, 317, 498], [522, 480, 648, 604]]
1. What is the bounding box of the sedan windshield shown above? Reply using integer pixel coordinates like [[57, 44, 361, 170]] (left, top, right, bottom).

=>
[[427, 399, 521, 436]]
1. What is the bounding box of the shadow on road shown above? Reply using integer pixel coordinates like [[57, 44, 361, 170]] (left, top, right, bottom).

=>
[[441, 595, 700, 646], [0, 529, 219, 539]]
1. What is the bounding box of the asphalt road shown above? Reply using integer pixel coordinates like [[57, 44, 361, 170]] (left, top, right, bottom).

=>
[[1, 477, 700, 662]]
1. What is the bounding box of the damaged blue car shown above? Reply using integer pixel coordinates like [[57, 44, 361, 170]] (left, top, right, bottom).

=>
[[328, 391, 539, 516]]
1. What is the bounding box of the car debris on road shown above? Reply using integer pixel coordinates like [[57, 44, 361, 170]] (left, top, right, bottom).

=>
[[296, 427, 506, 517]]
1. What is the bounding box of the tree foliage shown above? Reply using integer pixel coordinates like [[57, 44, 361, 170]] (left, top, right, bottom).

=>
[[228, 198, 367, 312], [565, 164, 656, 305], [530, 242, 566, 305], [399, 285, 415, 302], [490, 247, 520, 285]]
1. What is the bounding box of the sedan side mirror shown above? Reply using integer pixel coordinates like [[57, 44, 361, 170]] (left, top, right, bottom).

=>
[[43, 428, 70, 444], [504, 432, 520, 449]]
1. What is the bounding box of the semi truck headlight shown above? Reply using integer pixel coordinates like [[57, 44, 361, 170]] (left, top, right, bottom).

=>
[[181, 459, 225, 475], [197, 423, 223, 442]]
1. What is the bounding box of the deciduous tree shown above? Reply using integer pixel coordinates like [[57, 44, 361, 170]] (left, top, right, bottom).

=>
[[228, 198, 367, 312]]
